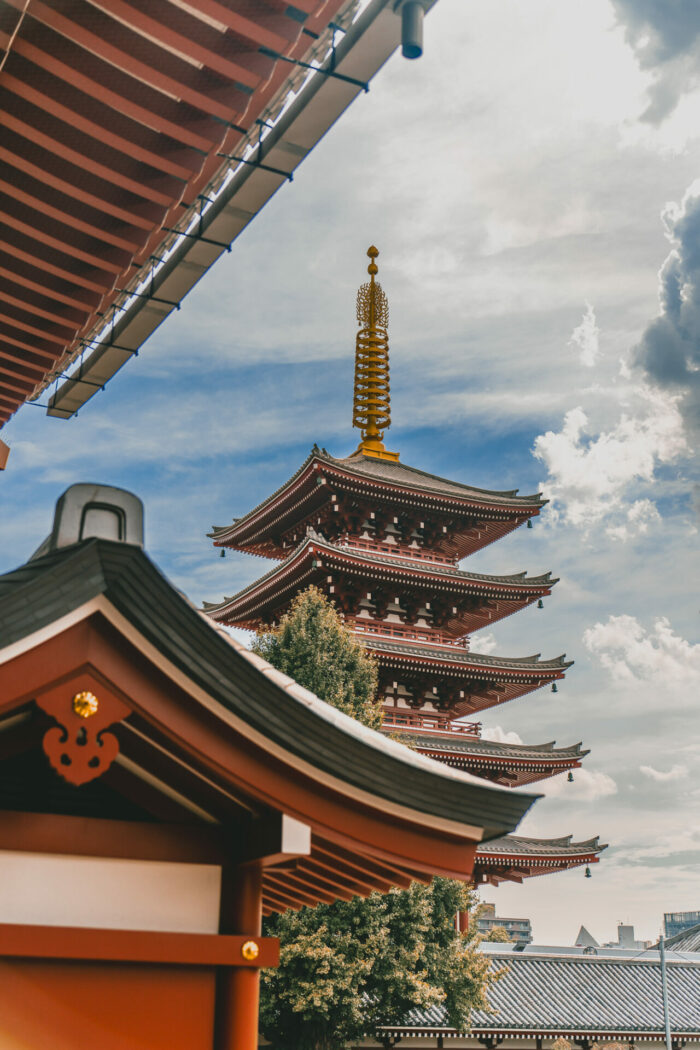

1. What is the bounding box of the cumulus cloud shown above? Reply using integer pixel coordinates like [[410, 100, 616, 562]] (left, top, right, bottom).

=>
[[533, 387, 686, 529], [635, 180, 700, 433], [640, 763, 688, 782], [470, 631, 498, 655], [540, 767, 618, 801], [481, 726, 523, 745], [568, 302, 600, 367], [583, 614, 700, 688], [605, 498, 661, 541], [611, 0, 700, 122]]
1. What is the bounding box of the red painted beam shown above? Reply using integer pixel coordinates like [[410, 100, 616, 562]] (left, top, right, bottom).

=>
[[0, 346, 59, 376], [0, 285, 87, 331], [0, 264, 99, 314], [0, 142, 161, 230], [0, 178, 141, 255], [186, 0, 304, 51], [7, 26, 222, 152], [12, 0, 250, 123], [2, 108, 180, 209], [95, 0, 274, 91], [0, 205, 127, 275], [1, 67, 200, 183]]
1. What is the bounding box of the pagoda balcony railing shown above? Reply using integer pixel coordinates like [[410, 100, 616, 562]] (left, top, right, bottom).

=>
[[382, 710, 482, 738], [349, 618, 469, 649], [340, 537, 455, 567]]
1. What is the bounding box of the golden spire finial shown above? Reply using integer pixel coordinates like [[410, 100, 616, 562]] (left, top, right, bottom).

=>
[[352, 246, 399, 461]]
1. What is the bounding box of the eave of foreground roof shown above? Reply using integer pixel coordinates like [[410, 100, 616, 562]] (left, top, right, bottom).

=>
[[0, 537, 539, 843]]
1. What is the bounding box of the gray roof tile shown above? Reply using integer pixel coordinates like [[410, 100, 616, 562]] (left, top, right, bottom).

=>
[[381, 951, 700, 1036]]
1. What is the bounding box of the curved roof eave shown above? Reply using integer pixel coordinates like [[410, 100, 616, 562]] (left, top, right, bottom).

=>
[[0, 536, 539, 842]]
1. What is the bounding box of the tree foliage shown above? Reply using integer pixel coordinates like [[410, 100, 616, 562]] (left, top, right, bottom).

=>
[[483, 925, 512, 943], [251, 585, 381, 729], [253, 586, 497, 1050]]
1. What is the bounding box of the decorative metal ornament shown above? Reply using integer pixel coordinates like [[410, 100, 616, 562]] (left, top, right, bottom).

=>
[[567, 771, 574, 782], [72, 690, 99, 718], [35, 679, 130, 787], [352, 247, 398, 461], [537, 598, 544, 609], [584, 866, 592, 878], [241, 940, 260, 961]]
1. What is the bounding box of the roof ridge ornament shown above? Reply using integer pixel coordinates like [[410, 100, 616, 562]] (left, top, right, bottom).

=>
[[352, 246, 399, 462]]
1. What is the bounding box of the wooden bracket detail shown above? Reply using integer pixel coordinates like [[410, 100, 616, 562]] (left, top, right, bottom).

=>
[[35, 672, 131, 786]]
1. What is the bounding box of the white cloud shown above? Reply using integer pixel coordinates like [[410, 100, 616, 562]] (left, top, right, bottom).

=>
[[640, 764, 688, 782], [481, 726, 523, 745], [583, 615, 700, 688], [540, 767, 618, 800], [568, 302, 600, 367], [605, 497, 661, 541], [470, 631, 498, 655], [533, 385, 686, 529]]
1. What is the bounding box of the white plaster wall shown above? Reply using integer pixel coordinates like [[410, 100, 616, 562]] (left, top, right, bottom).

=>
[[0, 851, 222, 932]]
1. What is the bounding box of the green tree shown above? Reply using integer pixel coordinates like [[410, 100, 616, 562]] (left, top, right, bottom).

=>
[[251, 585, 381, 729], [483, 925, 511, 943], [254, 587, 496, 1050]]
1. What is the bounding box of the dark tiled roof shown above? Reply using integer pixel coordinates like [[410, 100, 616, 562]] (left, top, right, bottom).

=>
[[664, 924, 700, 953], [403, 735, 586, 761], [380, 951, 700, 1036], [327, 450, 544, 505], [478, 835, 603, 857], [367, 636, 571, 671]]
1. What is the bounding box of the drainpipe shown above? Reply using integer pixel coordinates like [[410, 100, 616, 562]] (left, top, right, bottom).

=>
[[394, 1, 430, 59]]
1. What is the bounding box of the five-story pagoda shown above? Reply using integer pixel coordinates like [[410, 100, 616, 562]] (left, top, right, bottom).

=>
[[205, 248, 604, 887]]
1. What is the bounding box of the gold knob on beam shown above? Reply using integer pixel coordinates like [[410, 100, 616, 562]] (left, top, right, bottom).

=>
[[72, 690, 99, 719], [241, 940, 260, 961]]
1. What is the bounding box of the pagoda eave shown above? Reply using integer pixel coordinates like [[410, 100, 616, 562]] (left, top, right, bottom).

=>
[[204, 535, 557, 636], [473, 836, 606, 885], [407, 752, 583, 787], [210, 451, 547, 560]]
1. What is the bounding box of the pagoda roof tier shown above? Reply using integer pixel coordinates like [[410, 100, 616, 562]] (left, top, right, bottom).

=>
[[389, 733, 588, 787], [473, 835, 606, 886], [371, 638, 570, 715], [203, 533, 557, 635], [209, 448, 546, 560]]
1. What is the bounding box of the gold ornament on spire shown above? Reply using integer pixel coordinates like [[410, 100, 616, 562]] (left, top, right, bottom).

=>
[[352, 246, 399, 461]]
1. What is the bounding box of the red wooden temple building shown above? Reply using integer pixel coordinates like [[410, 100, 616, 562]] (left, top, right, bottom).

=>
[[206, 247, 605, 887], [0, 481, 537, 1049]]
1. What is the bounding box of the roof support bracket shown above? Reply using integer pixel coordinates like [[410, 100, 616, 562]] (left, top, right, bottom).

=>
[[258, 44, 370, 93], [116, 290, 181, 311], [217, 152, 294, 182], [162, 227, 232, 253]]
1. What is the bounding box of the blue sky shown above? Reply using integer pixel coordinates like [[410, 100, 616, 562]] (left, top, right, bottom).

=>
[[2, 0, 700, 945]]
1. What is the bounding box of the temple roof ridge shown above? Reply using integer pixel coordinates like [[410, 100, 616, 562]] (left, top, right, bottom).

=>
[[327, 448, 544, 503], [480, 834, 607, 855], [402, 736, 589, 761]]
